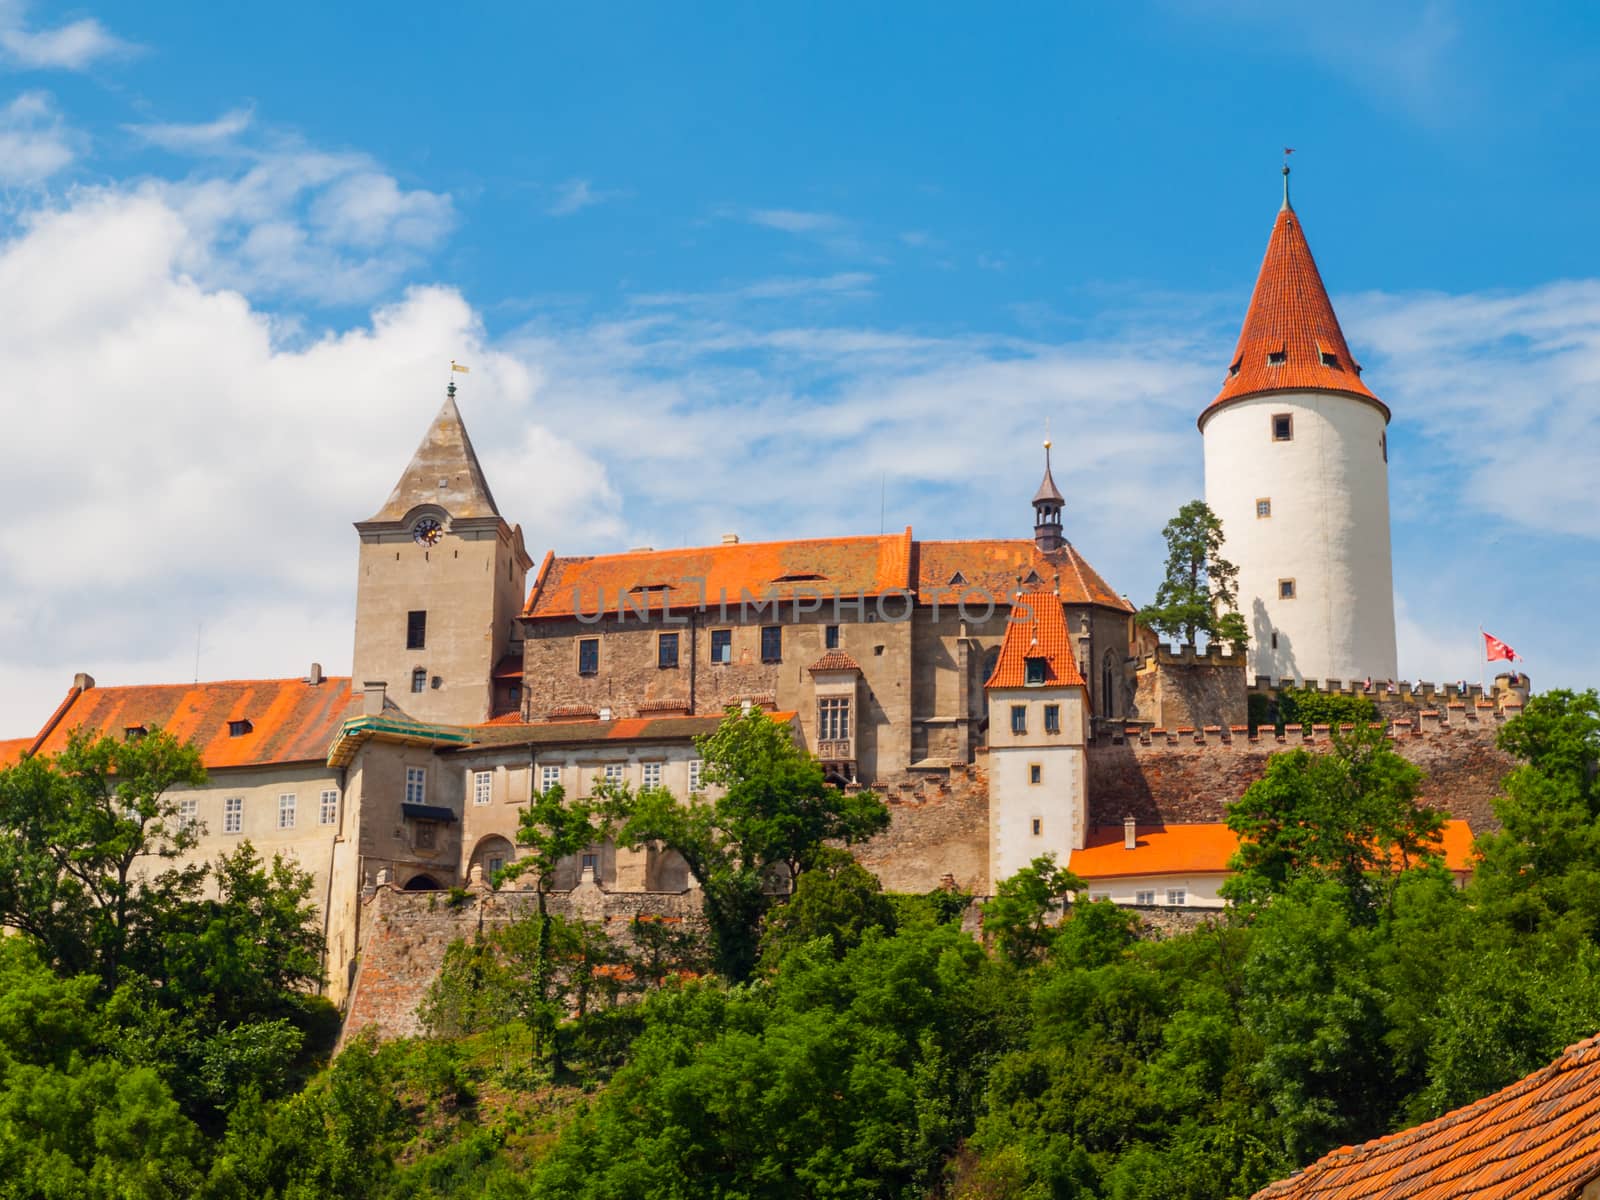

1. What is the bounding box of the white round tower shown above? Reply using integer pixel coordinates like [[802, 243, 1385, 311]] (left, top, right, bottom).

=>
[[1199, 169, 1398, 686]]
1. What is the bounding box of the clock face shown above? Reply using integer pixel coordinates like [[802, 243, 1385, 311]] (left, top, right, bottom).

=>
[[412, 517, 444, 547]]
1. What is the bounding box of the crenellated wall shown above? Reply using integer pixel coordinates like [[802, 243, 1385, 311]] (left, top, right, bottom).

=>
[[1088, 702, 1521, 832], [1132, 642, 1249, 730]]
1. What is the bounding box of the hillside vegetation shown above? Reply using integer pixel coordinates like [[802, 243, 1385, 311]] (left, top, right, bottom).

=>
[[0, 693, 1596, 1199]]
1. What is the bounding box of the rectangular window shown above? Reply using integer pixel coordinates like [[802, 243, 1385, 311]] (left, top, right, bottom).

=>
[[406, 610, 427, 650], [602, 763, 625, 786], [1272, 413, 1293, 442], [319, 789, 339, 825], [642, 761, 663, 789], [578, 638, 599, 676], [415, 822, 436, 850], [1279, 578, 1297, 600], [761, 625, 782, 663], [818, 697, 851, 741], [1025, 657, 1046, 685], [710, 628, 732, 664], [1029, 763, 1042, 785], [540, 764, 561, 793], [224, 796, 243, 834], [473, 770, 492, 806], [405, 766, 426, 804], [688, 759, 703, 792], [1167, 889, 1187, 906], [228, 719, 252, 737], [658, 632, 679, 669], [824, 624, 840, 650], [581, 852, 598, 878], [1010, 705, 1027, 735], [1135, 890, 1155, 906], [1031, 817, 1042, 836], [1256, 497, 1272, 518], [278, 792, 296, 830], [1381, 432, 1388, 463], [179, 798, 199, 831], [411, 667, 426, 693], [487, 855, 504, 878], [1044, 704, 1061, 734]]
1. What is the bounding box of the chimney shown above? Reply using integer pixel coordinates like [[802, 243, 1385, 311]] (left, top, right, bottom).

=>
[[1123, 815, 1137, 850], [308, 662, 324, 686], [72, 672, 95, 692], [722, 532, 740, 545], [363, 681, 387, 717]]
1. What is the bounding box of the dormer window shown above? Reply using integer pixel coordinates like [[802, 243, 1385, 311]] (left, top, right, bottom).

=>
[[1267, 350, 1287, 366], [1023, 570, 1043, 585], [1025, 657, 1047, 685], [1320, 350, 1339, 368], [1227, 356, 1242, 378], [123, 725, 146, 742], [948, 571, 967, 587], [228, 719, 252, 737]]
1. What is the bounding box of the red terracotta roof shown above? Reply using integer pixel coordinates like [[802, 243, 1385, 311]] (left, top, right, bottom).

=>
[[986, 591, 1088, 690], [0, 738, 31, 769], [1254, 1031, 1600, 1200], [1069, 820, 1476, 882], [808, 650, 863, 674], [1201, 195, 1386, 429], [916, 540, 1132, 612], [28, 678, 355, 769], [524, 528, 916, 619], [459, 711, 798, 749]]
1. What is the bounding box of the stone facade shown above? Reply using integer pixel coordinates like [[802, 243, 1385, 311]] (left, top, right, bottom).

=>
[[1133, 642, 1249, 730]]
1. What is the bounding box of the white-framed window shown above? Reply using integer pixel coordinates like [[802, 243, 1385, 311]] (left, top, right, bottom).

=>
[[405, 766, 426, 804], [178, 798, 199, 832], [602, 763, 625, 787], [540, 764, 561, 793], [223, 796, 243, 834], [1167, 889, 1187, 906], [818, 697, 850, 741], [1135, 890, 1155, 905], [278, 792, 296, 830], [319, 789, 339, 825], [688, 759, 703, 792], [473, 770, 493, 806], [642, 761, 663, 789]]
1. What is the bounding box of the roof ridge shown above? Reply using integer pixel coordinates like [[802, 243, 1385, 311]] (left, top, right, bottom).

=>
[[71, 675, 353, 692]]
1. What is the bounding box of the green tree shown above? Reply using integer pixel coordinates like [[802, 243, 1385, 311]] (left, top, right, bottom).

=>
[[0, 728, 207, 985], [760, 847, 897, 966], [982, 855, 1086, 967], [1224, 722, 1444, 912], [1471, 689, 1600, 936], [1138, 499, 1248, 649], [607, 707, 890, 981]]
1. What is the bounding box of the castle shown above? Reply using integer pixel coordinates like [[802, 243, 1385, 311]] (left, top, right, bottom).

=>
[[0, 174, 1527, 1012]]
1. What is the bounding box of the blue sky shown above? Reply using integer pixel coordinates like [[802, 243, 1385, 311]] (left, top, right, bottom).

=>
[[0, 0, 1597, 730]]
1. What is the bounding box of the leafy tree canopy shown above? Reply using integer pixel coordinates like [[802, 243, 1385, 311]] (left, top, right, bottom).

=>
[[1138, 499, 1248, 650]]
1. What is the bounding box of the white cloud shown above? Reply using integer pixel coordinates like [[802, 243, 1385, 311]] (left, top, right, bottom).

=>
[[0, 89, 76, 183], [546, 178, 624, 217], [0, 3, 131, 70], [127, 106, 253, 153], [631, 271, 875, 307], [749, 208, 845, 235]]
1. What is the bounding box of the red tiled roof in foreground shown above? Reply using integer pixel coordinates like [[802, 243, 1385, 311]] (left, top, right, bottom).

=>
[[523, 530, 1134, 620], [985, 591, 1088, 690], [1254, 1030, 1600, 1200], [27, 678, 355, 769], [1070, 820, 1475, 881], [1200, 190, 1386, 430]]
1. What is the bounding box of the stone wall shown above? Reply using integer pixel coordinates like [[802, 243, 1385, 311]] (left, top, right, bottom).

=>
[[849, 759, 992, 896], [341, 880, 704, 1043], [1088, 705, 1521, 832], [1131, 643, 1249, 730], [1248, 671, 1531, 726]]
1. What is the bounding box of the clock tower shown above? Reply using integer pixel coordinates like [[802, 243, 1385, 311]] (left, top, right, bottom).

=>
[[351, 380, 532, 726]]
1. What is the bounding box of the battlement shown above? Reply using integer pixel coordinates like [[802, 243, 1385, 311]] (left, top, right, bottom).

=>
[[1246, 671, 1530, 710], [1097, 701, 1521, 750], [1134, 641, 1248, 672]]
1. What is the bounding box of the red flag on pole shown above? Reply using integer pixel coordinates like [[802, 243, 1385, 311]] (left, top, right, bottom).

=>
[[1483, 632, 1520, 662]]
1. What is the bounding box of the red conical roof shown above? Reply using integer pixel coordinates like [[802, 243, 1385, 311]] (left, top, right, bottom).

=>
[[1199, 187, 1386, 429]]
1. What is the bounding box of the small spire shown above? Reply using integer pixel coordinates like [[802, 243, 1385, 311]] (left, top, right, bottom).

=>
[[1281, 146, 1295, 211]]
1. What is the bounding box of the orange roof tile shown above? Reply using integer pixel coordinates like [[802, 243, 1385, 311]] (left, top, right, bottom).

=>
[[985, 591, 1088, 690], [524, 528, 916, 619], [28, 677, 355, 769], [916, 540, 1132, 612], [0, 738, 31, 769], [1254, 1031, 1600, 1200], [1070, 819, 1476, 882], [808, 650, 863, 674], [1200, 193, 1387, 429]]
